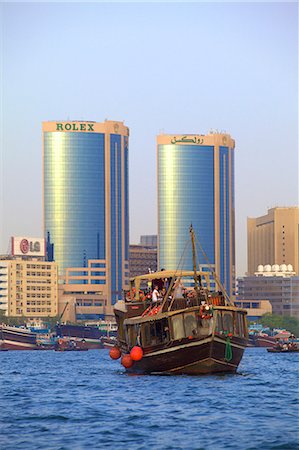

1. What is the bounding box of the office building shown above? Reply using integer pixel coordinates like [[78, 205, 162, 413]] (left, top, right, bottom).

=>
[[140, 235, 157, 247], [58, 259, 114, 323], [247, 207, 299, 275], [234, 299, 272, 322], [157, 132, 235, 296], [0, 237, 58, 318], [129, 244, 157, 279], [43, 120, 130, 305], [237, 264, 299, 319]]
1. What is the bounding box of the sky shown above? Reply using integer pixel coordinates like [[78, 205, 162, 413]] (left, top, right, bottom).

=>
[[0, 1, 298, 276]]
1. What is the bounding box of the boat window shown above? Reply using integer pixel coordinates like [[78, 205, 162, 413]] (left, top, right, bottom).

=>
[[236, 313, 245, 337], [184, 312, 197, 337], [141, 322, 152, 347], [198, 315, 212, 337], [126, 325, 138, 347], [155, 318, 170, 344], [215, 311, 223, 333], [171, 315, 185, 340], [222, 312, 233, 334]]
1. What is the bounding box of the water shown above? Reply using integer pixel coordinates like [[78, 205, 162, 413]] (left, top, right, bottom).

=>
[[0, 348, 298, 450]]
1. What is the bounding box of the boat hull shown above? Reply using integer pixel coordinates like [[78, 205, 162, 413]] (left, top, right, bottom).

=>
[[0, 326, 37, 350], [55, 324, 104, 349], [126, 336, 246, 375], [253, 335, 276, 347], [267, 348, 299, 353]]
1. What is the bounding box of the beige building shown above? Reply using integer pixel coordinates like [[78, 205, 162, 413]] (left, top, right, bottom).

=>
[[247, 207, 299, 275], [0, 258, 58, 318], [237, 265, 299, 319], [234, 299, 272, 321], [58, 260, 115, 323]]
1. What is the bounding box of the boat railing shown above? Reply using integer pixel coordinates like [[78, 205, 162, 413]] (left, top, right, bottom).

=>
[[123, 290, 226, 316]]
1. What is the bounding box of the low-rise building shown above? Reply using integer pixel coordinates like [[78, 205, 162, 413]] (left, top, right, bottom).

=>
[[234, 299, 272, 321], [237, 264, 299, 319], [129, 244, 157, 279], [129, 235, 157, 280], [0, 237, 58, 318], [58, 259, 114, 323]]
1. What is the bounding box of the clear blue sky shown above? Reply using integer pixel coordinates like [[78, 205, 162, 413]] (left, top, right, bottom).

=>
[[0, 2, 298, 276]]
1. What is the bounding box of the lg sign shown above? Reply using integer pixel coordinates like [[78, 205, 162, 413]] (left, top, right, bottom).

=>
[[11, 237, 45, 257], [20, 239, 40, 254]]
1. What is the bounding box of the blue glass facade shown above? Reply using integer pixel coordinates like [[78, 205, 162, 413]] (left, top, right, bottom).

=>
[[44, 132, 105, 273], [43, 122, 129, 305], [158, 137, 235, 296], [158, 145, 215, 271]]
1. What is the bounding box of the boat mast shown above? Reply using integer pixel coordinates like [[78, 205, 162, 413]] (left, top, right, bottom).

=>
[[190, 224, 200, 294]]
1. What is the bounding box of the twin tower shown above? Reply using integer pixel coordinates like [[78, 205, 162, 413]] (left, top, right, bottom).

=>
[[42, 120, 235, 303]]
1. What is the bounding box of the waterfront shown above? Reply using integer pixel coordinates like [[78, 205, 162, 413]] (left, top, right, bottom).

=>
[[0, 348, 298, 450]]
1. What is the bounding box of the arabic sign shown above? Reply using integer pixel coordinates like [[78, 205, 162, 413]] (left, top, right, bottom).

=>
[[11, 237, 46, 257], [171, 136, 204, 145]]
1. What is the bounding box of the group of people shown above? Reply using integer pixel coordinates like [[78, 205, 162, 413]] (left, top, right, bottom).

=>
[[151, 277, 186, 303], [274, 338, 298, 351], [126, 277, 188, 304]]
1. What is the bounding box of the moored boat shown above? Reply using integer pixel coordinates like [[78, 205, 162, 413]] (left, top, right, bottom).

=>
[[267, 348, 299, 353], [55, 323, 104, 349], [111, 227, 248, 375], [0, 325, 37, 350], [100, 335, 118, 349], [267, 340, 299, 353]]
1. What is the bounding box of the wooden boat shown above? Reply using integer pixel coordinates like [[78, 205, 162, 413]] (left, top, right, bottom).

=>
[[55, 324, 103, 349], [100, 335, 118, 349], [0, 325, 37, 350], [267, 348, 299, 353], [267, 343, 299, 353], [112, 227, 248, 375]]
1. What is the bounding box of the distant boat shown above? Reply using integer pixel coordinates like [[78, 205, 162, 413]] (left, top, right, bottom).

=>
[[112, 226, 248, 375], [0, 325, 37, 350], [55, 323, 104, 349], [267, 347, 299, 353]]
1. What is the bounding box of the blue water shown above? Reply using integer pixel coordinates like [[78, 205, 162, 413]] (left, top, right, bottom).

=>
[[0, 348, 298, 450]]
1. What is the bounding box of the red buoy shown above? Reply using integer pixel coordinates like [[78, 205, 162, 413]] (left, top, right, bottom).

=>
[[121, 354, 134, 368], [130, 346, 143, 361], [109, 347, 121, 360]]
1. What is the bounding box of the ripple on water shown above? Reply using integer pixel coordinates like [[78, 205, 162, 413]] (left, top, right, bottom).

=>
[[0, 348, 298, 450]]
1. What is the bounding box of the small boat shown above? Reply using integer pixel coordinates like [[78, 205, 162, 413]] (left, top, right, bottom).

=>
[[54, 347, 88, 352], [55, 324, 103, 349], [267, 342, 299, 353], [100, 335, 118, 349], [0, 325, 37, 350], [267, 347, 299, 353], [111, 226, 248, 375]]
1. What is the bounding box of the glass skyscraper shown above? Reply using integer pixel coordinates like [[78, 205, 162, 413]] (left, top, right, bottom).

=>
[[157, 132, 235, 296], [43, 120, 129, 305]]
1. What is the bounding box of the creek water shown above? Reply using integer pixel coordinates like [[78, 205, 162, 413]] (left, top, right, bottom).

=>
[[0, 348, 298, 450]]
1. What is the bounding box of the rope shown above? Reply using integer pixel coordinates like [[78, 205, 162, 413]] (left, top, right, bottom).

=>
[[194, 233, 234, 306], [225, 337, 233, 361], [160, 236, 190, 312]]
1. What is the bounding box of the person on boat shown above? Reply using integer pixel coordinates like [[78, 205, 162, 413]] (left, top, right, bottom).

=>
[[161, 287, 167, 299], [173, 278, 185, 299], [152, 285, 161, 303], [139, 291, 146, 301]]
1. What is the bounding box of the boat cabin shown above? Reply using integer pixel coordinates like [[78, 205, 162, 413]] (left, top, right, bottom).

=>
[[114, 270, 247, 352]]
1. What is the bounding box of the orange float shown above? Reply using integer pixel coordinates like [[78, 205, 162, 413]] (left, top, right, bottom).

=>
[[121, 354, 134, 368], [130, 346, 143, 361], [109, 347, 121, 360]]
